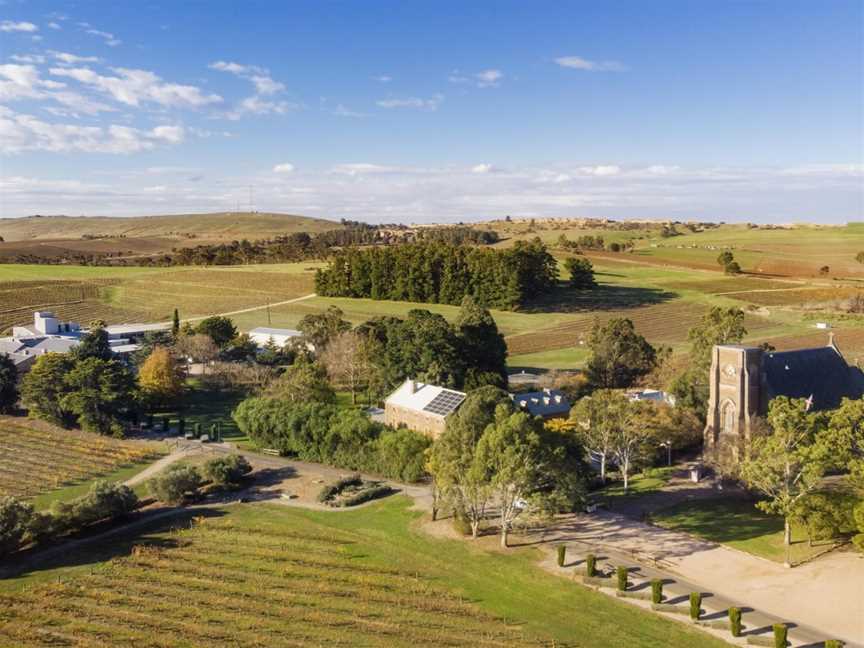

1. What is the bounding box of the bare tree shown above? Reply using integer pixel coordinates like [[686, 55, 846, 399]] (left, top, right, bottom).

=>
[[320, 331, 376, 404], [174, 333, 219, 374]]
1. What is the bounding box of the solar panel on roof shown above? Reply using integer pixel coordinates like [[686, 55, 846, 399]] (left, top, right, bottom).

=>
[[422, 390, 466, 416]]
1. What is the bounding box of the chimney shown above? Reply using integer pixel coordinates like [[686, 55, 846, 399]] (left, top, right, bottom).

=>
[[827, 332, 836, 349], [407, 378, 416, 394]]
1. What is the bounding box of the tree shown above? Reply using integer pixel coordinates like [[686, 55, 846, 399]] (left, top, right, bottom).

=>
[[298, 306, 351, 351], [149, 464, 203, 504], [724, 261, 742, 275], [569, 389, 630, 483], [61, 358, 137, 436], [454, 295, 507, 389], [427, 387, 512, 537], [0, 496, 35, 558], [195, 316, 237, 347], [268, 360, 335, 405], [671, 307, 746, 416], [73, 324, 112, 361], [586, 318, 656, 388], [138, 346, 183, 406], [172, 308, 181, 337], [739, 397, 832, 565], [0, 354, 19, 414], [20, 352, 76, 426], [717, 250, 734, 268], [856, 251, 864, 265], [474, 409, 544, 547], [174, 333, 220, 369], [564, 256, 596, 289], [609, 400, 655, 492], [320, 331, 377, 404], [201, 454, 252, 486]]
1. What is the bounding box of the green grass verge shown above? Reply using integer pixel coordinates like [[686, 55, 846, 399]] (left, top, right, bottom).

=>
[[28, 459, 161, 510], [0, 497, 729, 647], [652, 497, 832, 564]]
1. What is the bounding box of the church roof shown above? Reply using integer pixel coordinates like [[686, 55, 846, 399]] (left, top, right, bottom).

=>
[[763, 346, 864, 411]]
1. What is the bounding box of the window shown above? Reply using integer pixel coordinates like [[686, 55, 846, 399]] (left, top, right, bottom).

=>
[[721, 400, 736, 435]]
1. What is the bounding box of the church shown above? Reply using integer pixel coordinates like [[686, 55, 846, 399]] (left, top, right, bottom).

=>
[[703, 334, 864, 462]]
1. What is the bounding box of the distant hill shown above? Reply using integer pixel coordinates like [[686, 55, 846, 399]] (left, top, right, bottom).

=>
[[0, 212, 342, 242]]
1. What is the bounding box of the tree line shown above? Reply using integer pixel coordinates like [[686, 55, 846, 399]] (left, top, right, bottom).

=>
[[315, 239, 558, 310]]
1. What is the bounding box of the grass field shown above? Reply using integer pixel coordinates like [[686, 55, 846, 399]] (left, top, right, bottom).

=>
[[652, 497, 834, 564], [0, 497, 728, 647], [0, 417, 164, 502]]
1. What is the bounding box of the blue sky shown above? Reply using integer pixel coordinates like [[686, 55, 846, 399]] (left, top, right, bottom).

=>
[[1, 1, 862, 223]]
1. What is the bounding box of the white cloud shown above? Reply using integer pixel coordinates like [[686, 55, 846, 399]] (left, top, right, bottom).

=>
[[0, 64, 61, 101], [50, 51, 101, 65], [50, 66, 222, 108], [221, 95, 296, 120], [10, 54, 46, 64], [78, 23, 121, 47], [1, 21, 38, 33], [450, 69, 504, 88], [330, 163, 399, 176], [471, 163, 495, 174], [376, 94, 443, 111], [331, 103, 365, 118], [0, 106, 187, 154], [48, 22, 61, 30], [577, 165, 621, 176], [273, 162, 295, 174], [209, 60, 289, 119], [555, 56, 626, 72], [371, 75, 392, 83]]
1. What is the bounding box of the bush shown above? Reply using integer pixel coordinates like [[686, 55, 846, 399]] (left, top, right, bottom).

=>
[[317, 474, 363, 503], [773, 624, 787, 648], [650, 579, 663, 604], [616, 566, 628, 591], [337, 485, 393, 507], [373, 428, 431, 482], [556, 545, 566, 567], [689, 592, 702, 620], [0, 496, 36, 557], [824, 640, 845, 648], [201, 454, 252, 486], [585, 553, 596, 577], [729, 607, 742, 637], [149, 464, 203, 504], [71, 481, 137, 527]]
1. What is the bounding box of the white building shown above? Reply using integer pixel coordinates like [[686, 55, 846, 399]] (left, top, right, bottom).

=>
[[248, 327, 307, 349]]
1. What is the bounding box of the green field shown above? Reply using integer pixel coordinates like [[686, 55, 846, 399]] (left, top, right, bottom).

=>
[[0, 497, 728, 647], [652, 497, 838, 564], [2, 224, 862, 371]]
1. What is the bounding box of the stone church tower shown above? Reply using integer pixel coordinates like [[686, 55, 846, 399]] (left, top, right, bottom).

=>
[[703, 345, 764, 463], [703, 337, 864, 464]]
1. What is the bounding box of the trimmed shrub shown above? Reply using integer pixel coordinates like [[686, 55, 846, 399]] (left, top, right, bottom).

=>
[[824, 640, 845, 648], [616, 566, 628, 591], [317, 474, 363, 503], [772, 624, 787, 648], [650, 579, 663, 604], [585, 553, 596, 577], [149, 464, 203, 504], [556, 545, 566, 567], [337, 485, 393, 507], [729, 607, 742, 637], [689, 592, 702, 621]]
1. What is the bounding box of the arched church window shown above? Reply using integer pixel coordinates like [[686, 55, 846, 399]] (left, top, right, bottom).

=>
[[721, 400, 736, 435]]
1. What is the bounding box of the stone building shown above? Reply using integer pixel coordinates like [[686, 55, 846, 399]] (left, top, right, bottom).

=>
[[384, 378, 466, 438], [704, 335, 864, 462]]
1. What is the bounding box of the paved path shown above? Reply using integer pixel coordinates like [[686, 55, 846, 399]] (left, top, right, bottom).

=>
[[534, 511, 864, 646]]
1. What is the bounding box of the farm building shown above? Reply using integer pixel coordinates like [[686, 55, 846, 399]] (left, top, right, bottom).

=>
[[511, 389, 571, 419], [384, 379, 466, 438], [627, 389, 676, 406], [1, 311, 165, 372], [704, 333, 864, 463], [248, 327, 309, 349]]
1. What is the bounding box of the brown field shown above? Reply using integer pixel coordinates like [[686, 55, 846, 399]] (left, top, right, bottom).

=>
[[504, 301, 777, 356], [723, 286, 863, 307], [764, 327, 864, 359]]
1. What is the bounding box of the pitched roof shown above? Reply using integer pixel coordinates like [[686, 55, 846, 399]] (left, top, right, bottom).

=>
[[385, 379, 466, 419], [763, 346, 864, 411]]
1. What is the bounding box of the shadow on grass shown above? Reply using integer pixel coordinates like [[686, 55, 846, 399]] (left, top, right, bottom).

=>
[[522, 282, 677, 314]]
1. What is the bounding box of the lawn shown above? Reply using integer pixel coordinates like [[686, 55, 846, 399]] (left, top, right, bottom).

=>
[[593, 467, 677, 503], [0, 497, 729, 647], [652, 497, 832, 564]]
